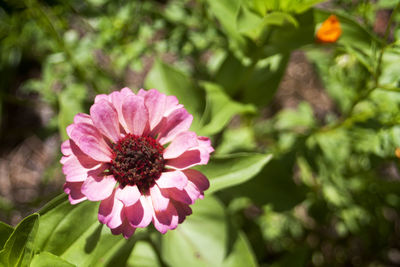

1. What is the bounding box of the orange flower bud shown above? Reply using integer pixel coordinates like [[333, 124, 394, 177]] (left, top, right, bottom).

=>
[[316, 15, 342, 43], [395, 148, 400, 158]]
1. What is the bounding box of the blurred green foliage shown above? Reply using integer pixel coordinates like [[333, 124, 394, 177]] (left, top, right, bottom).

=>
[[1, 0, 400, 266]]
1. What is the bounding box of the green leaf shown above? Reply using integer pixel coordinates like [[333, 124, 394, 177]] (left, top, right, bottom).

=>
[[36, 199, 131, 267], [205, 0, 244, 46], [0, 213, 39, 267], [199, 82, 256, 136], [263, 9, 315, 57], [197, 153, 272, 194], [224, 153, 306, 211], [222, 232, 257, 267], [145, 59, 204, 131], [126, 241, 160, 267], [31, 252, 75, 267], [242, 54, 289, 106], [0, 222, 13, 250], [162, 196, 257, 267]]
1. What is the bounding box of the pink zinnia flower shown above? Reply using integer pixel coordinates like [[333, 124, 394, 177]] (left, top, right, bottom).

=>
[[60, 88, 213, 238]]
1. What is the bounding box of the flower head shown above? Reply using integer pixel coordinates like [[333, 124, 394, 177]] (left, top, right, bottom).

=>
[[316, 15, 342, 43], [61, 88, 213, 238]]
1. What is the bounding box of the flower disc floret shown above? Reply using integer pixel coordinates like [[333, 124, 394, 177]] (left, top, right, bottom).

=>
[[110, 134, 164, 192]]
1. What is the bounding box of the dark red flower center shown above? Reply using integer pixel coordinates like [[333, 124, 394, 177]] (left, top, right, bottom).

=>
[[110, 134, 164, 192]]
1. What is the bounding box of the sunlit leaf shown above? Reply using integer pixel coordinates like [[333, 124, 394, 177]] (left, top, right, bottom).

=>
[[197, 153, 272, 194], [0, 213, 39, 267]]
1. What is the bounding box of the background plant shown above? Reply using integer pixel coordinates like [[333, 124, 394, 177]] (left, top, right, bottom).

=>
[[1, 0, 400, 266]]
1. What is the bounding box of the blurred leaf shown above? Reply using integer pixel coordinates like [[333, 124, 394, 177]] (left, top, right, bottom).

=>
[[0, 213, 39, 267], [0, 222, 13, 250], [126, 241, 160, 267], [31, 252, 75, 267], [224, 154, 306, 211], [214, 53, 289, 107], [216, 126, 257, 155], [262, 10, 315, 57], [162, 196, 256, 267], [274, 102, 316, 131], [58, 84, 87, 140], [222, 232, 257, 267], [205, 0, 244, 47], [197, 153, 272, 194], [242, 54, 289, 106], [237, 8, 298, 41], [250, 0, 325, 15], [199, 82, 256, 136], [145, 59, 204, 130]]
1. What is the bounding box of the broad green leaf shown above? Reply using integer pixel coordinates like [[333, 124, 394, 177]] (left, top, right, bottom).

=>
[[237, 8, 298, 42], [222, 232, 258, 267], [162, 197, 227, 267], [36, 199, 131, 267], [197, 153, 272, 194], [216, 126, 257, 155], [262, 9, 315, 57], [162, 197, 258, 267], [126, 241, 160, 267], [0, 222, 13, 250], [242, 53, 289, 106], [199, 82, 256, 136], [31, 252, 75, 267], [0, 213, 39, 267], [145, 59, 204, 130], [250, 0, 325, 15], [223, 154, 306, 211], [205, 0, 244, 46], [58, 84, 86, 140]]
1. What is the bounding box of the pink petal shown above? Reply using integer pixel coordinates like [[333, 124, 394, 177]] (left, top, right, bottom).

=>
[[61, 140, 72, 156], [197, 136, 214, 154], [184, 169, 210, 192], [90, 100, 121, 143], [116, 185, 141, 207], [172, 200, 192, 224], [74, 113, 93, 125], [64, 182, 87, 204], [108, 91, 128, 132], [94, 94, 109, 103], [125, 196, 152, 228], [167, 181, 202, 205], [98, 190, 124, 229], [122, 95, 149, 135], [165, 150, 202, 170], [140, 89, 167, 130], [69, 140, 99, 168], [81, 166, 116, 201], [111, 219, 136, 239], [152, 203, 179, 234], [164, 95, 183, 116], [120, 87, 135, 97], [157, 108, 193, 145], [63, 156, 91, 182], [68, 123, 113, 162], [149, 185, 169, 212], [156, 171, 188, 190], [163, 131, 198, 159]]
